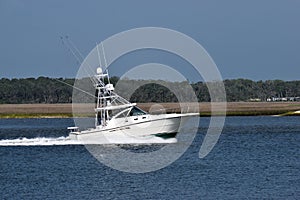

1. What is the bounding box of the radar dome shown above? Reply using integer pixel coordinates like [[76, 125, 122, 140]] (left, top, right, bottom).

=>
[[96, 67, 102, 74]]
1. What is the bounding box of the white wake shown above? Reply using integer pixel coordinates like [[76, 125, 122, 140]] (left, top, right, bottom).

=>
[[0, 136, 177, 146], [0, 136, 82, 146]]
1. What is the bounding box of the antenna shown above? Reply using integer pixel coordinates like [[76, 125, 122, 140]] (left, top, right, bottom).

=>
[[96, 42, 104, 84], [101, 42, 110, 84], [96, 42, 102, 69], [101, 42, 108, 68]]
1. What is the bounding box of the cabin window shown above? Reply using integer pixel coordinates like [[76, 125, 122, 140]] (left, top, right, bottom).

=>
[[129, 106, 147, 116]]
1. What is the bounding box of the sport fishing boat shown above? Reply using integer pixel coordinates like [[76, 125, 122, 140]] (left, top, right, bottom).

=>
[[68, 67, 198, 144]]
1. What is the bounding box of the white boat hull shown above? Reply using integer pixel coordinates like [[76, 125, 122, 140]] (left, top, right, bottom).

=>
[[69, 113, 197, 144]]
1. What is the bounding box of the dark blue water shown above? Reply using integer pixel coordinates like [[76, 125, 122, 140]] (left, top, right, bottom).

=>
[[0, 116, 299, 199]]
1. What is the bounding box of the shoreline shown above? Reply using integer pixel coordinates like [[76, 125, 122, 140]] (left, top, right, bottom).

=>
[[0, 102, 300, 118]]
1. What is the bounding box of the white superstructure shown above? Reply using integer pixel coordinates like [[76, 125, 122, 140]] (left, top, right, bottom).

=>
[[68, 67, 198, 144]]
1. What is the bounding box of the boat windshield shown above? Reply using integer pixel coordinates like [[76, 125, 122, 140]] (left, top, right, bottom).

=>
[[129, 106, 147, 116]]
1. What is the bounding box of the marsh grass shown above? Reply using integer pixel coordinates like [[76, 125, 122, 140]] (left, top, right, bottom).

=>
[[0, 102, 300, 118]]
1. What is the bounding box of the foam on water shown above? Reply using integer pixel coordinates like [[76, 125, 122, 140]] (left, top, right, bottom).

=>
[[0, 136, 177, 146], [0, 136, 82, 146]]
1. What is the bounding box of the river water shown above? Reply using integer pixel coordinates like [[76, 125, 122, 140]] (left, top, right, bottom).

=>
[[0, 116, 299, 199]]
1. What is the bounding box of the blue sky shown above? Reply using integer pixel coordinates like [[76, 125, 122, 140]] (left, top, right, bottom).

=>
[[0, 0, 299, 81]]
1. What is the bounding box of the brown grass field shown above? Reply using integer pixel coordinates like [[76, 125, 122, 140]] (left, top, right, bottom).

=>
[[0, 102, 300, 118]]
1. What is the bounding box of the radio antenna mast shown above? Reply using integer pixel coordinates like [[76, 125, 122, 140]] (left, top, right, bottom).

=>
[[101, 42, 110, 84]]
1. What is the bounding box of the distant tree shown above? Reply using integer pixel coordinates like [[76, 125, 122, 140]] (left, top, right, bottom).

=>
[[0, 77, 299, 103]]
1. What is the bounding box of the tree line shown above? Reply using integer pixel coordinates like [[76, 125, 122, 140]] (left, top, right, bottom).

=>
[[0, 77, 299, 103], [0, 77, 74, 104]]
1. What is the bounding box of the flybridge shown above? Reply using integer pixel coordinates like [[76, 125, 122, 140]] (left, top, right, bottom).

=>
[[95, 103, 137, 111], [94, 66, 136, 127]]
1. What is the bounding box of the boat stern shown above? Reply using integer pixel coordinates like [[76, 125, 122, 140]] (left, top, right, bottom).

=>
[[67, 126, 80, 140]]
